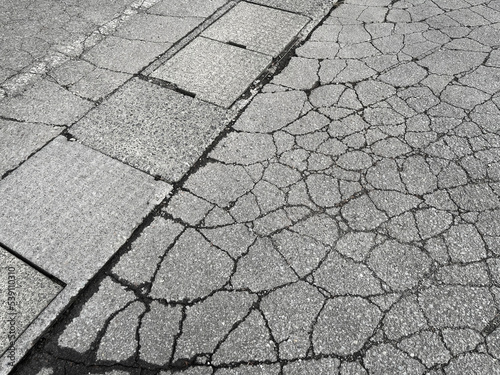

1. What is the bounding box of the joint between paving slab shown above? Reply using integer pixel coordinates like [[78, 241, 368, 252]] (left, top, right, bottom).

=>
[[0, 240, 66, 290], [140, 1, 238, 77]]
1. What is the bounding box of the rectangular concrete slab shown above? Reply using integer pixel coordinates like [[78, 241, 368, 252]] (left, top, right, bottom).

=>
[[115, 14, 203, 43], [0, 136, 170, 284], [0, 79, 93, 126], [83, 35, 169, 74], [71, 78, 228, 182], [0, 246, 62, 359], [148, 0, 228, 17], [151, 37, 272, 108], [202, 2, 310, 57], [0, 119, 61, 177], [251, 0, 335, 17]]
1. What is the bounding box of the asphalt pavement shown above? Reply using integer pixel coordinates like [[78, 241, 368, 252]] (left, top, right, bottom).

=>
[[1, 0, 500, 374]]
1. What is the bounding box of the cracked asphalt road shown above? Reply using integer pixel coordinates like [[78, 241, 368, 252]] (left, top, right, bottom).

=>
[[3, 0, 500, 374]]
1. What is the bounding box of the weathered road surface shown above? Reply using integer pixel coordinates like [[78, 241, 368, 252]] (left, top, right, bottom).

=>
[[2, 0, 500, 374]]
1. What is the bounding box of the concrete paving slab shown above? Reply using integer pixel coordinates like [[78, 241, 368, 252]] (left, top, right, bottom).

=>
[[115, 14, 203, 43], [0, 79, 93, 126], [251, 0, 335, 17], [0, 136, 169, 283], [71, 78, 228, 182], [151, 37, 272, 108], [0, 119, 61, 176], [83, 36, 169, 74], [201, 2, 309, 57], [0, 246, 62, 359], [148, 0, 228, 17]]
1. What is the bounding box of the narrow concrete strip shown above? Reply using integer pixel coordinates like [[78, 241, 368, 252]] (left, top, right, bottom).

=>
[[0, 136, 169, 372], [0, 136, 169, 283], [201, 1, 309, 57], [0, 246, 62, 360], [71, 78, 229, 182], [151, 37, 272, 108]]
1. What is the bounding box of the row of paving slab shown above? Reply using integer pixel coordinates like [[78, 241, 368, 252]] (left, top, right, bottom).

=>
[[4, 0, 500, 373], [0, 0, 336, 372]]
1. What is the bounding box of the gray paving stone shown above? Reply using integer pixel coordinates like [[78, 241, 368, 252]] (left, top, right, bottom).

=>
[[291, 213, 339, 246], [444, 224, 486, 262], [314, 251, 383, 296], [383, 295, 428, 340], [445, 353, 500, 375], [185, 163, 254, 208], [337, 151, 372, 170], [418, 49, 487, 75], [232, 238, 297, 292], [341, 195, 388, 230], [149, 228, 233, 301], [162, 369, 212, 375], [252, 0, 334, 16], [437, 263, 489, 286], [175, 291, 256, 359], [283, 358, 340, 374], [419, 286, 496, 330], [213, 310, 276, 364], [339, 362, 367, 375], [309, 84, 345, 108], [139, 301, 181, 365], [487, 327, 500, 359], [442, 328, 483, 356], [83, 35, 168, 74], [366, 159, 405, 192], [201, 224, 256, 259], [449, 184, 500, 211], [379, 62, 427, 87], [215, 364, 280, 375], [386, 212, 420, 243], [401, 155, 437, 195], [167, 191, 214, 225], [296, 41, 339, 59], [365, 343, 425, 375], [149, 0, 228, 17], [233, 90, 306, 133], [0, 119, 61, 176], [306, 174, 341, 208], [152, 37, 272, 108], [69, 68, 131, 102], [368, 240, 431, 291], [112, 218, 184, 287], [261, 282, 323, 359], [272, 230, 327, 277], [369, 191, 421, 217], [116, 13, 202, 43], [72, 78, 227, 182], [442, 84, 490, 110], [202, 2, 308, 57], [0, 137, 168, 284], [471, 100, 500, 133], [0, 247, 62, 356], [398, 331, 451, 367], [335, 231, 375, 261], [0, 79, 93, 125], [263, 163, 301, 188], [97, 301, 145, 362], [313, 297, 381, 355], [415, 208, 453, 240], [210, 132, 276, 165], [370, 137, 411, 158], [272, 57, 319, 90], [356, 80, 395, 106], [285, 111, 330, 135], [58, 277, 136, 352]]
